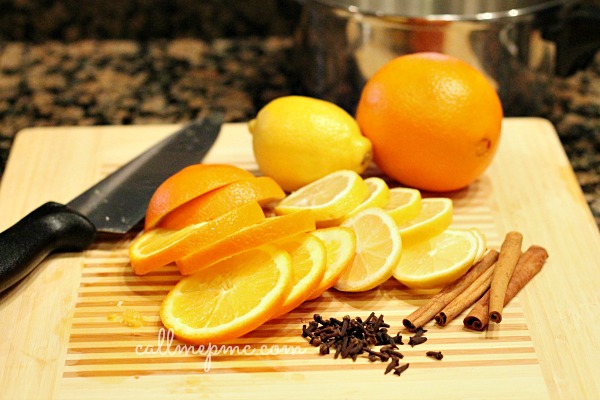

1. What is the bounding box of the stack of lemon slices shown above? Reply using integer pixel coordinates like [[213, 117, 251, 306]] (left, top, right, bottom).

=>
[[273, 170, 485, 292], [129, 165, 486, 345]]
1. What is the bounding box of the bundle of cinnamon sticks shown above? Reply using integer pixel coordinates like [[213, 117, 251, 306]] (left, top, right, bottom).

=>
[[403, 231, 548, 332]]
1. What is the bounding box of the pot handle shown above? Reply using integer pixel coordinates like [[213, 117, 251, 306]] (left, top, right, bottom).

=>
[[543, 2, 600, 77]]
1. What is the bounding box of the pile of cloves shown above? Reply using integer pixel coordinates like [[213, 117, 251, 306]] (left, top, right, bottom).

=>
[[302, 313, 441, 376]]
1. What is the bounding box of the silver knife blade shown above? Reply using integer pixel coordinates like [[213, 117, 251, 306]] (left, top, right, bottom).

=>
[[0, 113, 223, 295], [67, 113, 223, 233]]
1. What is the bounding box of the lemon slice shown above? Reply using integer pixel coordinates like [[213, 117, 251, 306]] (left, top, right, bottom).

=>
[[160, 244, 292, 345], [345, 176, 390, 217], [392, 228, 479, 289], [307, 226, 357, 300], [273, 234, 327, 318], [470, 228, 487, 263], [383, 187, 422, 225], [397, 198, 453, 245], [334, 208, 402, 292], [321, 176, 390, 227], [274, 170, 369, 225]]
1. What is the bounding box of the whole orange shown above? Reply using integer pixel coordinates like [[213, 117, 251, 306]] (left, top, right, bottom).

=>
[[355, 52, 503, 192]]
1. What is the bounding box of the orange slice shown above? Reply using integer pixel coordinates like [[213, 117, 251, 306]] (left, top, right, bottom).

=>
[[272, 234, 326, 318], [158, 177, 285, 230], [144, 164, 254, 230], [130, 201, 265, 275], [177, 211, 317, 275], [160, 244, 292, 345], [306, 226, 357, 300]]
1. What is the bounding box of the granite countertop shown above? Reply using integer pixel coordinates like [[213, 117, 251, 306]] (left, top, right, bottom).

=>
[[0, 4, 599, 226]]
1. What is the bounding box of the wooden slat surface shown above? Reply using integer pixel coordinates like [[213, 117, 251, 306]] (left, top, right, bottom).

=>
[[0, 119, 599, 399]]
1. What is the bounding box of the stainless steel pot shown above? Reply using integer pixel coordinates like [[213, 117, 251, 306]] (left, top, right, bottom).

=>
[[292, 0, 600, 116]]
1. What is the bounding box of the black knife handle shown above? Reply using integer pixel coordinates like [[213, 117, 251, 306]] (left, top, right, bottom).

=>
[[0, 202, 96, 295]]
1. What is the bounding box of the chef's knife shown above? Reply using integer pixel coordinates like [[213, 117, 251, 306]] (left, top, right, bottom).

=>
[[0, 113, 224, 294]]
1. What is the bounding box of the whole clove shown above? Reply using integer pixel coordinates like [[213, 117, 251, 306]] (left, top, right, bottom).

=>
[[408, 335, 428, 347], [381, 346, 404, 359], [408, 327, 428, 347], [394, 363, 410, 376], [389, 332, 403, 346], [367, 348, 390, 362], [384, 357, 400, 374], [319, 343, 330, 355], [426, 351, 444, 360]]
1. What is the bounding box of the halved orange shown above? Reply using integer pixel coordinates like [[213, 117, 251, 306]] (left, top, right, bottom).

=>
[[158, 176, 285, 230], [144, 164, 254, 230], [130, 201, 265, 275], [160, 244, 292, 345], [177, 211, 316, 275]]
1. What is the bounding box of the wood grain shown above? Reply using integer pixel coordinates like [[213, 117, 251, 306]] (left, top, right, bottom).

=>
[[0, 119, 599, 399]]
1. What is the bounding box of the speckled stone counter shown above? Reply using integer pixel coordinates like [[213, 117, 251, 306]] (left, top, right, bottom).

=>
[[1, 35, 599, 225]]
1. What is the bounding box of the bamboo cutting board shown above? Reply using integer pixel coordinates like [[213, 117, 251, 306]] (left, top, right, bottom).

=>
[[1, 118, 599, 399]]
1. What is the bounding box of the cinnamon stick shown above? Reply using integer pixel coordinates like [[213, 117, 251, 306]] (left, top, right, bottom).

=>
[[402, 249, 499, 331], [463, 291, 491, 331], [488, 231, 523, 323], [434, 264, 495, 326], [464, 245, 548, 331]]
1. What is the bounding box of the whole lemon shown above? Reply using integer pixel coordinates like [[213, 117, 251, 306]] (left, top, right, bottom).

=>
[[356, 52, 503, 192], [249, 96, 372, 192]]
